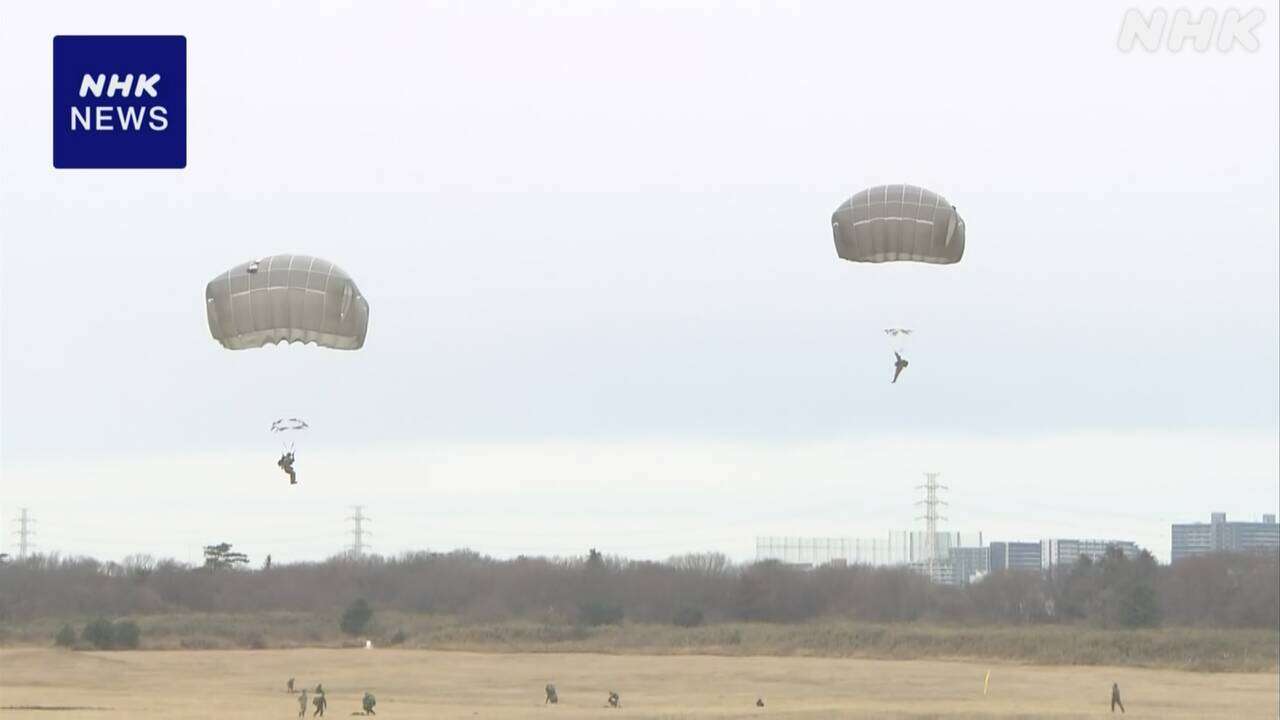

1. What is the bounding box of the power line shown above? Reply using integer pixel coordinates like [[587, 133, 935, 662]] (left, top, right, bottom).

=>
[[346, 505, 372, 558], [12, 508, 36, 559], [915, 473, 947, 580]]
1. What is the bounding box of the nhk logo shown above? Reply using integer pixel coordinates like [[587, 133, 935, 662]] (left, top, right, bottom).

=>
[[53, 36, 186, 169], [1118, 7, 1265, 52], [74, 73, 169, 131]]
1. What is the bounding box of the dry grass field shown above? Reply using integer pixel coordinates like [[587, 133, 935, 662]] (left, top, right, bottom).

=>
[[1, 647, 1276, 719]]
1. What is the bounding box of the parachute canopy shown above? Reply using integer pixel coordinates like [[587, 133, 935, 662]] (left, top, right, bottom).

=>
[[270, 417, 309, 433], [883, 328, 914, 354], [206, 254, 369, 350], [832, 184, 965, 264]]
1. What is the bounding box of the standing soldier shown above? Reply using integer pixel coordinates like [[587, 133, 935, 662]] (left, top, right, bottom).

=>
[[287, 677, 295, 693], [312, 687, 327, 717], [1111, 682, 1125, 713], [297, 689, 308, 718], [362, 691, 377, 715], [545, 683, 558, 704]]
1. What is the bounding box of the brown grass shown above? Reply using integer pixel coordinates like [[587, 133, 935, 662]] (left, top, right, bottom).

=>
[[4, 613, 1276, 673], [1, 646, 1277, 719]]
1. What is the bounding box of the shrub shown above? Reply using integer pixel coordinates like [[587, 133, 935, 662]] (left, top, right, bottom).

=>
[[112, 620, 141, 649], [388, 629, 408, 646], [80, 618, 141, 650], [340, 598, 374, 636], [578, 600, 624, 627], [82, 618, 117, 649], [673, 605, 705, 628], [54, 624, 77, 647]]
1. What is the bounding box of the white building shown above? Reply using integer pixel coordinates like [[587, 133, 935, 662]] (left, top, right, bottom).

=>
[[1040, 538, 1140, 570]]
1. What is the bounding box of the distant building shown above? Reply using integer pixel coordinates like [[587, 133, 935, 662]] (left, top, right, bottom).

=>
[[988, 541, 1042, 573], [948, 546, 990, 585], [754, 531, 982, 568], [910, 559, 957, 586], [1041, 538, 1140, 570], [1171, 512, 1280, 563]]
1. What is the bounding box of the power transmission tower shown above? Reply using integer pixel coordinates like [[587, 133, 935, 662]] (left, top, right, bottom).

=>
[[914, 473, 947, 581], [346, 506, 372, 559], [12, 508, 36, 559]]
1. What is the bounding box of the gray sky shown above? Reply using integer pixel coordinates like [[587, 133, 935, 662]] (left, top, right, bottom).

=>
[[2, 1, 1277, 564]]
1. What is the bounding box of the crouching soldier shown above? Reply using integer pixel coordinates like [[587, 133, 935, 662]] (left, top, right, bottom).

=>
[[545, 683, 558, 704]]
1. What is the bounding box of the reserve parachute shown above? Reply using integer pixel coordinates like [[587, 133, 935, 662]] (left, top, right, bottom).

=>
[[205, 254, 369, 350], [831, 184, 965, 265]]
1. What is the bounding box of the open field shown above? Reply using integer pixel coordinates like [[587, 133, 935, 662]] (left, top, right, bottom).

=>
[[2, 647, 1277, 719]]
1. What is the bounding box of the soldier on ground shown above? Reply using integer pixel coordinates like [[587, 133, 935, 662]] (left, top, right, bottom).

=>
[[362, 692, 377, 715], [545, 683, 558, 704], [756, 698, 765, 707], [1111, 682, 1125, 713]]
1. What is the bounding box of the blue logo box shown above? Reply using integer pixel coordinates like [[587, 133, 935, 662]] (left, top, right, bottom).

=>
[[53, 35, 186, 169]]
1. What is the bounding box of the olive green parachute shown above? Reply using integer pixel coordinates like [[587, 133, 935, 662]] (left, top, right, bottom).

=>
[[831, 184, 965, 264], [205, 254, 369, 350]]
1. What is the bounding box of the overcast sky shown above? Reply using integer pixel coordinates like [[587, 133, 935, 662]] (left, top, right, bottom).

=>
[[2, 1, 1277, 564]]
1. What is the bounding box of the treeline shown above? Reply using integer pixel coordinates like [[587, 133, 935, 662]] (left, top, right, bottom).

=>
[[0, 547, 1275, 630]]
